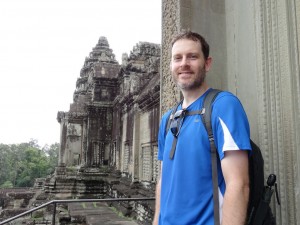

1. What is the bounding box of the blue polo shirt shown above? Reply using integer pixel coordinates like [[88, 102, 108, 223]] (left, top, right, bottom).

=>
[[158, 89, 251, 225]]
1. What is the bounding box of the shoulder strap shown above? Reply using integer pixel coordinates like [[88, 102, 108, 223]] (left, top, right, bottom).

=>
[[165, 100, 183, 137], [201, 88, 222, 225], [164, 101, 183, 159], [202, 89, 222, 137]]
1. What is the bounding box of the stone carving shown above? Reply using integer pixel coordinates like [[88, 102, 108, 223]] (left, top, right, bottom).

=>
[[152, 145, 160, 182], [57, 37, 160, 185], [123, 144, 130, 172], [67, 124, 81, 137], [141, 145, 152, 181], [122, 53, 129, 66]]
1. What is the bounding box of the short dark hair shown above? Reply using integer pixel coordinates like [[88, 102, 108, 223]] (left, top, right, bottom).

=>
[[171, 31, 210, 59]]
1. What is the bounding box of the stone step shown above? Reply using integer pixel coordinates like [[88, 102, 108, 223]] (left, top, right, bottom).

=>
[[68, 202, 139, 225]]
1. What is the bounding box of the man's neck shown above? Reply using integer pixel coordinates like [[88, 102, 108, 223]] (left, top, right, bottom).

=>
[[181, 84, 209, 108]]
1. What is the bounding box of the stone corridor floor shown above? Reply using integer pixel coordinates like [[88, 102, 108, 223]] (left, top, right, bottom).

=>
[[68, 202, 139, 225]]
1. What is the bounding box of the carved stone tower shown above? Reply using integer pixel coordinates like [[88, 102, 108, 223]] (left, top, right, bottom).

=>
[[56, 37, 161, 185], [57, 37, 120, 170]]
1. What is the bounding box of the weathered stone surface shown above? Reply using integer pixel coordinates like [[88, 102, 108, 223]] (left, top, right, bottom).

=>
[[0, 188, 36, 221], [56, 37, 160, 185], [1, 37, 159, 225], [0, 37, 155, 225], [52, 38, 160, 223], [68, 202, 139, 225]]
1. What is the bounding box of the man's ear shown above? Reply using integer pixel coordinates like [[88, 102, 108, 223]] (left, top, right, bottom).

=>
[[205, 56, 212, 72]]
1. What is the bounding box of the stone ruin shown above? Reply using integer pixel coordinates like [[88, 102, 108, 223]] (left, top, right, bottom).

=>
[[0, 37, 161, 225], [50, 37, 160, 224], [55, 36, 161, 181], [0, 188, 36, 219]]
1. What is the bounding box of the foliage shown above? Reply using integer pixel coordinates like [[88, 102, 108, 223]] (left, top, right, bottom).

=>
[[0, 181, 13, 188], [0, 140, 59, 187]]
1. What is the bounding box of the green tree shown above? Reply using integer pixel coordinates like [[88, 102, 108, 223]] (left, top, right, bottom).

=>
[[0, 181, 13, 188], [0, 140, 59, 187], [43, 143, 59, 174], [0, 144, 11, 185], [16, 147, 50, 187]]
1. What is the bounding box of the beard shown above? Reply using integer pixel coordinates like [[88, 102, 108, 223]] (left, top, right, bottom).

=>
[[173, 67, 206, 91]]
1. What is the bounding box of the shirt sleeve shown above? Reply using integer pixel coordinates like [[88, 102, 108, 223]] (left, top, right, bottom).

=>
[[211, 92, 252, 160]]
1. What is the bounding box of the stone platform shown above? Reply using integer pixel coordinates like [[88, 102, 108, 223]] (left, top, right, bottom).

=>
[[68, 202, 139, 225]]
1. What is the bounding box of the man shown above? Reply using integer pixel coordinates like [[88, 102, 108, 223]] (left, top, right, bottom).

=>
[[153, 31, 251, 225]]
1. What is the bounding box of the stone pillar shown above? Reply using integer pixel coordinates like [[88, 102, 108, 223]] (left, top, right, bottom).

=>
[[252, 1, 300, 224], [86, 116, 91, 167], [58, 117, 68, 167], [116, 136, 121, 170], [55, 114, 67, 176], [132, 103, 141, 182], [121, 108, 128, 173], [81, 118, 88, 167], [161, 0, 182, 115], [161, 0, 300, 224]]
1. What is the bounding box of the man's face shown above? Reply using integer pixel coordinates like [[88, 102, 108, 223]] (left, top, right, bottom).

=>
[[171, 39, 211, 91]]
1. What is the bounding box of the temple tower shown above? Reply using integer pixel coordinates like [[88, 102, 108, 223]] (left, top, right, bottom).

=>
[[57, 37, 120, 170], [56, 37, 161, 185]]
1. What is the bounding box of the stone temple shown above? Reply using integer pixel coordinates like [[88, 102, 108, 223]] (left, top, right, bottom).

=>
[[0, 38, 160, 224], [56, 36, 160, 182], [42, 37, 161, 223]]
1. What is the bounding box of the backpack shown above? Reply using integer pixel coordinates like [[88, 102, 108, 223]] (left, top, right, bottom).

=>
[[165, 89, 280, 225]]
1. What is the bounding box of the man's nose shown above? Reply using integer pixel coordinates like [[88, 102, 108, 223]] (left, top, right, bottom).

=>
[[180, 57, 189, 67]]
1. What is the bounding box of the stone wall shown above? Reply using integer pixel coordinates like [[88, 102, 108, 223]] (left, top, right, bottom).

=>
[[55, 37, 160, 186], [54, 37, 161, 224], [0, 188, 36, 221], [57, 37, 160, 186]]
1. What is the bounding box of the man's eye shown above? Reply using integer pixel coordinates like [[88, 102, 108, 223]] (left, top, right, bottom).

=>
[[173, 57, 181, 61], [190, 55, 198, 59]]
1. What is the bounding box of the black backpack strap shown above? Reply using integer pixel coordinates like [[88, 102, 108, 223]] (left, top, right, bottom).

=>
[[185, 110, 204, 116], [165, 89, 221, 160], [201, 88, 222, 225]]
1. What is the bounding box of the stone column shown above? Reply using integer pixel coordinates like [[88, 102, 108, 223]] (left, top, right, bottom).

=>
[[55, 114, 68, 176], [132, 103, 141, 182], [121, 107, 128, 173], [252, 1, 300, 224], [58, 117, 68, 167], [81, 118, 88, 167], [161, 0, 182, 115]]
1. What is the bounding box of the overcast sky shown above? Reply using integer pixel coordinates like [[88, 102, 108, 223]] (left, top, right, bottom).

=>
[[0, 0, 161, 147]]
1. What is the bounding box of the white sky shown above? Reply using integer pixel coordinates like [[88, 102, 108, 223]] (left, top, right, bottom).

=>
[[0, 0, 161, 147]]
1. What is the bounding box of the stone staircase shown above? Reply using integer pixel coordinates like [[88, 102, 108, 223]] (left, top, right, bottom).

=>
[[66, 202, 139, 225], [0, 169, 155, 225]]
